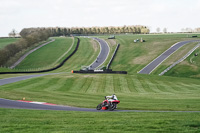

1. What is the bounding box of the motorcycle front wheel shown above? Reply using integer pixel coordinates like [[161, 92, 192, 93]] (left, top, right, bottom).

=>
[[96, 103, 102, 110]]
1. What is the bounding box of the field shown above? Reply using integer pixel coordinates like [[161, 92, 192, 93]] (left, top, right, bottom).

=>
[[1, 108, 200, 132], [0, 38, 19, 49], [1, 34, 200, 132]]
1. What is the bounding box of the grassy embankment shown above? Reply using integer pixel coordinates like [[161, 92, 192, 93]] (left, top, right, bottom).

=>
[[0, 38, 19, 49], [164, 47, 200, 78], [15, 37, 74, 71], [0, 38, 52, 72], [1, 108, 200, 132]]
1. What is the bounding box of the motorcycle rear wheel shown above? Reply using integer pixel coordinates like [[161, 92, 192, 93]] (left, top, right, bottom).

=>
[[108, 103, 116, 111]]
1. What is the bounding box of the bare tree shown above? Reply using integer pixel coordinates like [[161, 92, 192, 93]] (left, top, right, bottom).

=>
[[163, 28, 167, 33], [8, 29, 17, 37]]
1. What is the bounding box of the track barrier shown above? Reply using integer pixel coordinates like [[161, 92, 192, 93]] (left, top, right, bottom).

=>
[[107, 44, 120, 69], [73, 69, 127, 74]]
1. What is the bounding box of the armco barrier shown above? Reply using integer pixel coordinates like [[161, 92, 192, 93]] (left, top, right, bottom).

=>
[[0, 38, 80, 74], [107, 44, 120, 69], [73, 69, 127, 74]]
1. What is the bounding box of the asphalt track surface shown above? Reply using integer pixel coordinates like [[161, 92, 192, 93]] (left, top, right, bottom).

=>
[[0, 73, 61, 86], [139, 40, 200, 74], [1, 98, 200, 112], [89, 37, 109, 70]]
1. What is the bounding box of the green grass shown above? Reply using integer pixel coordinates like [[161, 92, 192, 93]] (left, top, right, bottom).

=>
[[0, 38, 19, 49], [15, 37, 73, 70], [0, 108, 200, 133], [0, 73, 200, 111], [165, 47, 200, 78], [111, 34, 200, 74]]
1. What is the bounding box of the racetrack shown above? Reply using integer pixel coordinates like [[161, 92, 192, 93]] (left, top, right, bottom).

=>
[[138, 40, 200, 74], [89, 37, 109, 70], [1, 38, 200, 113], [0, 73, 62, 86], [0, 98, 200, 113]]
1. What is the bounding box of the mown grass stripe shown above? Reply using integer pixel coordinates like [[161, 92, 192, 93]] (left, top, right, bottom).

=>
[[175, 82, 198, 93], [162, 81, 180, 93], [137, 76, 154, 93], [105, 75, 114, 94], [119, 75, 131, 93], [86, 76, 99, 93], [57, 78, 74, 92], [132, 76, 146, 93], [125, 75, 137, 93], [97, 75, 106, 93], [79, 77, 93, 93], [144, 79, 163, 93], [170, 82, 188, 93], [69, 76, 87, 92], [44, 78, 67, 92], [113, 75, 121, 93], [149, 80, 174, 93], [25, 77, 55, 92]]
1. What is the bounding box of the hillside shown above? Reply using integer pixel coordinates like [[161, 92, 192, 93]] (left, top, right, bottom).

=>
[[110, 34, 200, 77], [1, 34, 200, 111], [15, 37, 74, 70]]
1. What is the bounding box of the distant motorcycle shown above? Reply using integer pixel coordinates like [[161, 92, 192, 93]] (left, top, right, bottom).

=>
[[96, 95, 120, 111]]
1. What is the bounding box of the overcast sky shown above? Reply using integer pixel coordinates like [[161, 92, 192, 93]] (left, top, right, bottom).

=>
[[0, 0, 200, 36]]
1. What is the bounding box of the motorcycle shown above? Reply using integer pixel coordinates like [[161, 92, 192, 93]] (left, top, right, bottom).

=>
[[96, 97, 120, 111]]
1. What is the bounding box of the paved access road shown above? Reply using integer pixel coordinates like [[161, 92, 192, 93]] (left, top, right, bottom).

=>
[[89, 38, 109, 70], [138, 40, 200, 74]]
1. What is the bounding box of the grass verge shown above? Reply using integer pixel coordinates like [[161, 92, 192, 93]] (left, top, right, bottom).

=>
[[0, 108, 200, 132]]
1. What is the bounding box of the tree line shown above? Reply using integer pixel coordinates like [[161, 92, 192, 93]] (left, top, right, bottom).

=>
[[0, 25, 149, 67], [0, 28, 51, 66], [47, 25, 150, 36]]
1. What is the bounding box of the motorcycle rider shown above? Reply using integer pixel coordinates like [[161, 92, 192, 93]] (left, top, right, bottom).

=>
[[105, 94, 118, 108], [105, 94, 118, 101]]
